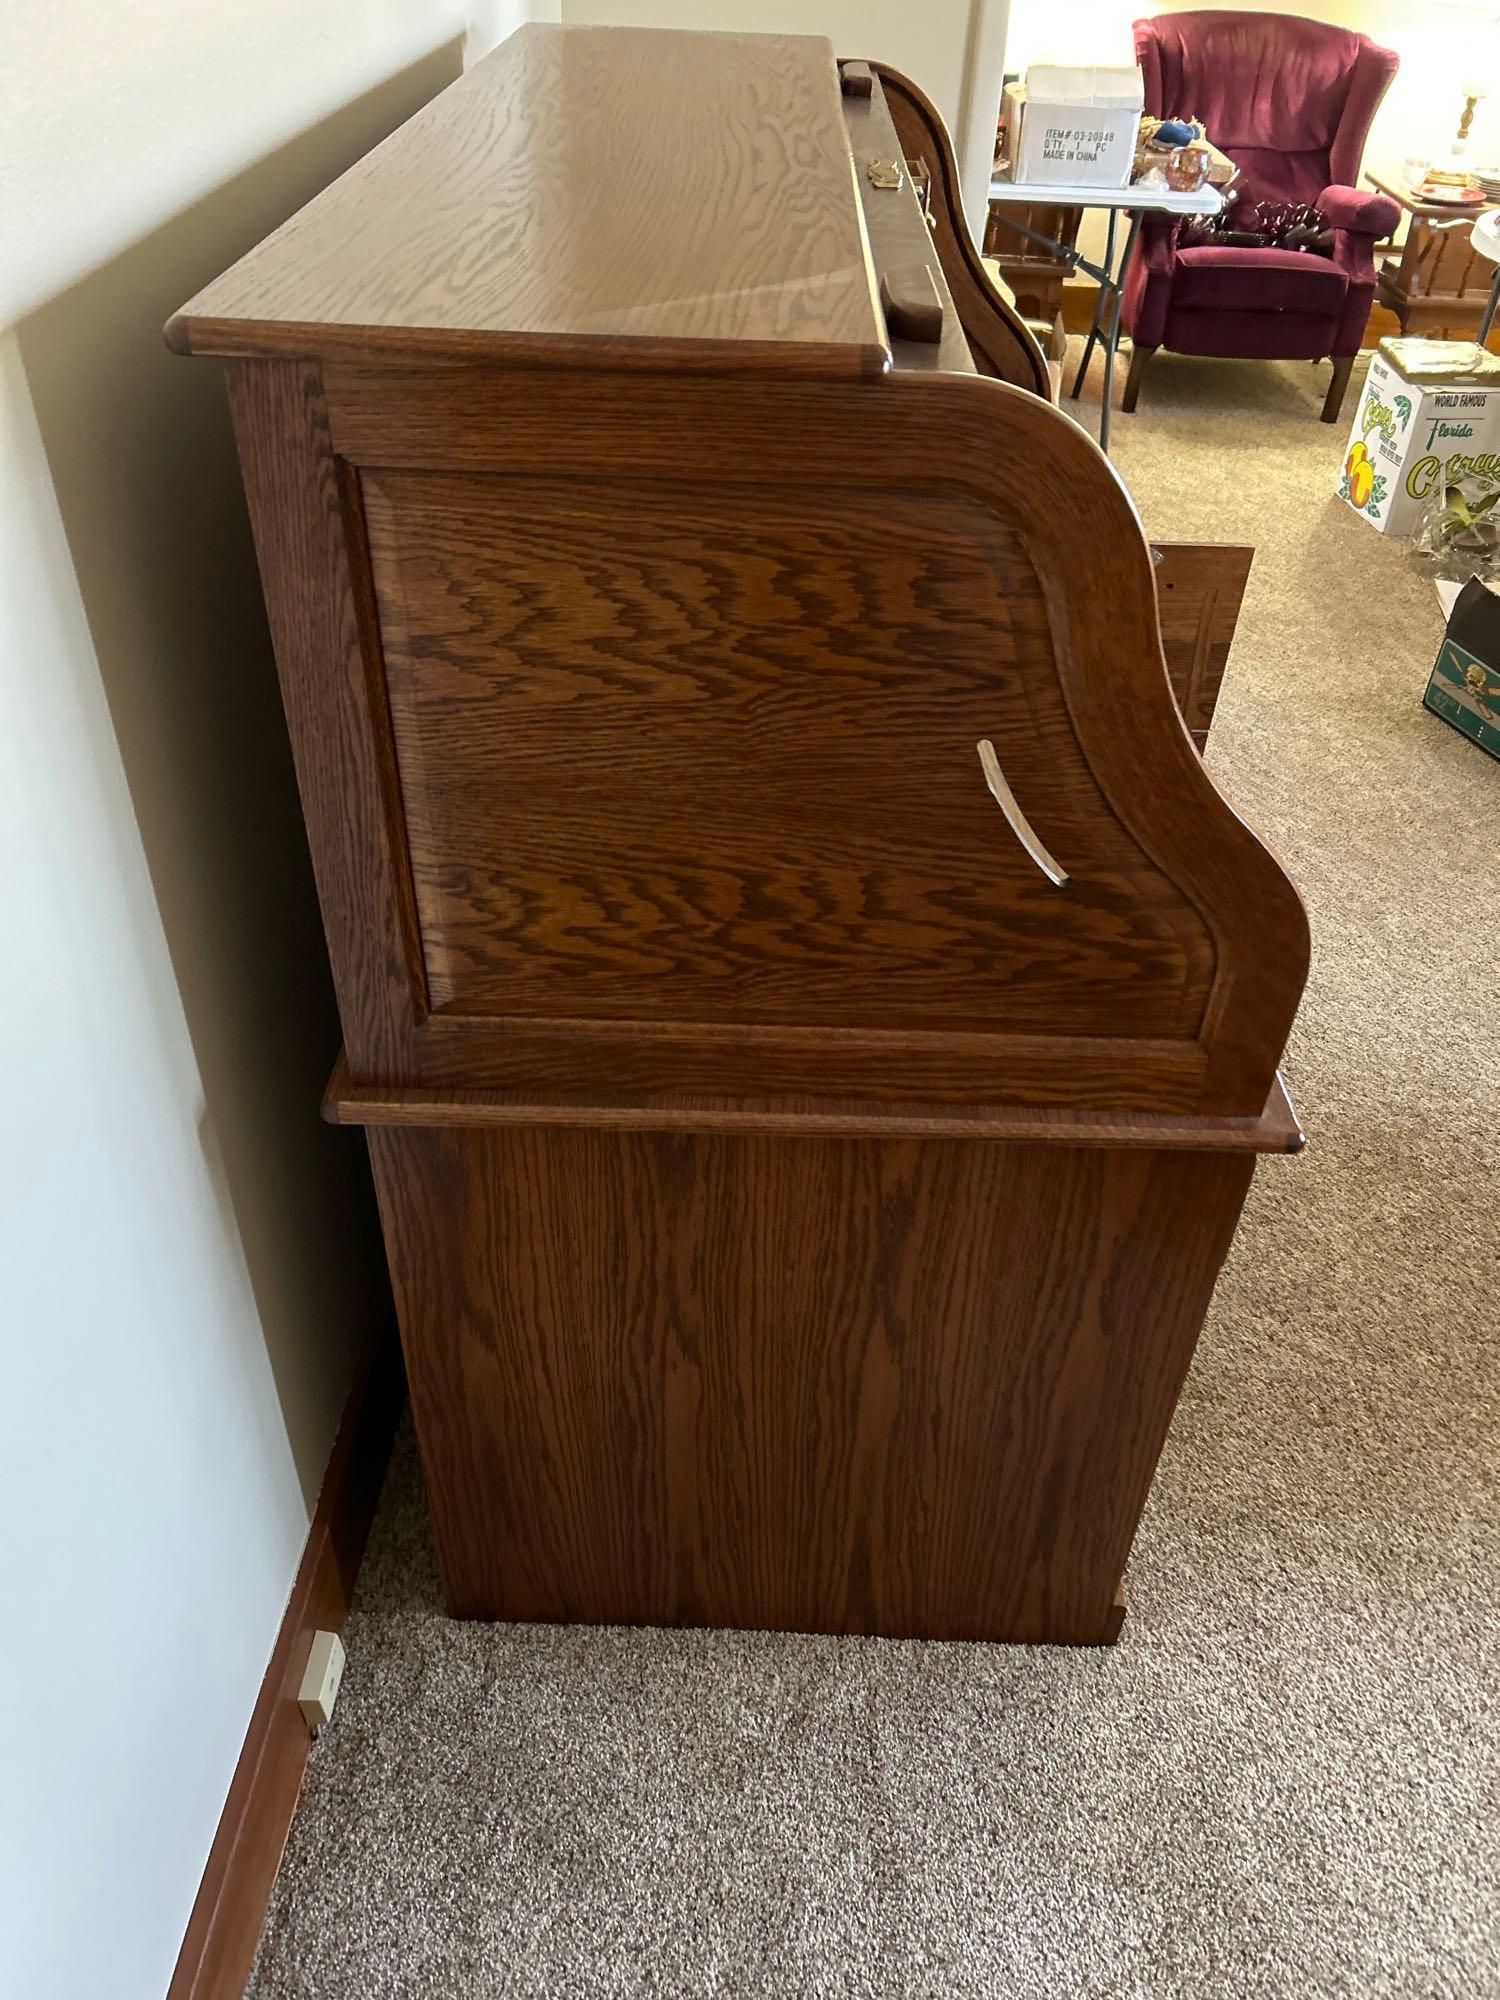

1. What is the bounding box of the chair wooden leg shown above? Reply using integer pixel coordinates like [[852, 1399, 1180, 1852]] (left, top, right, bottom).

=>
[[1122, 341, 1156, 413], [1323, 353, 1356, 424]]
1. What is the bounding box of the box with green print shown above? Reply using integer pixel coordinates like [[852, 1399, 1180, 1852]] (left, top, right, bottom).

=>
[[1339, 342, 1500, 539]]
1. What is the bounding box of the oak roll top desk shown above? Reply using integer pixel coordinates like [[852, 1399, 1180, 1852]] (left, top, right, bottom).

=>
[[170, 24, 1309, 1645]]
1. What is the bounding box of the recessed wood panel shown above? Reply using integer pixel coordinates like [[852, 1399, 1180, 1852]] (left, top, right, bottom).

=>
[[362, 471, 1215, 1037]]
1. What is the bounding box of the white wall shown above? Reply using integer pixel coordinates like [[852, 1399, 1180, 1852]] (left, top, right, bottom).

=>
[[560, 0, 973, 131], [0, 3, 549, 1995], [557, 0, 1010, 222]]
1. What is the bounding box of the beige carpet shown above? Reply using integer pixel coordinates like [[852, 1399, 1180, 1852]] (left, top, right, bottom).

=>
[[247, 352, 1498, 2000]]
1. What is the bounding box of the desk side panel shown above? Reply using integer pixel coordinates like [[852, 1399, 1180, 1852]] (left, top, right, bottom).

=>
[[371, 1121, 1257, 1642], [229, 358, 1305, 1114]]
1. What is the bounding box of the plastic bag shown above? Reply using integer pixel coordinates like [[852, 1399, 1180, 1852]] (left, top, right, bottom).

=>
[[1408, 472, 1500, 583]]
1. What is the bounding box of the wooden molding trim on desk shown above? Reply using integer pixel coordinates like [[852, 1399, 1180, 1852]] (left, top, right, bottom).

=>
[[166, 315, 894, 379], [323, 1052, 1306, 1155], [166, 1324, 405, 2000]]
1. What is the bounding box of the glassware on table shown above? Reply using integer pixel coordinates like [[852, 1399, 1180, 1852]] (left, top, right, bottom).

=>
[[1165, 144, 1211, 192]]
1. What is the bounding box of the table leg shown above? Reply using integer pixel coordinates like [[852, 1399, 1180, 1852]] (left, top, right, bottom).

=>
[[1070, 208, 1118, 400], [1097, 213, 1142, 457]]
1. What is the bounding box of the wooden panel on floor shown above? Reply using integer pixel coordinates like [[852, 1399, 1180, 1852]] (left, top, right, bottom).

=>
[[1152, 543, 1255, 748]]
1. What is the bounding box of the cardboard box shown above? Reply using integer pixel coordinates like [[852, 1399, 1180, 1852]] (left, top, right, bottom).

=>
[[1340, 339, 1500, 538], [1002, 65, 1143, 189], [1425, 576, 1500, 760]]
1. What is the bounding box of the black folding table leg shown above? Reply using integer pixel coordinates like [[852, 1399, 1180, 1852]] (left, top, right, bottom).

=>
[[1097, 213, 1142, 456], [1070, 207, 1118, 400]]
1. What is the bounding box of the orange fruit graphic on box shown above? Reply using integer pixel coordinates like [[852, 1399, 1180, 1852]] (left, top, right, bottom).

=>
[[1345, 440, 1375, 510]]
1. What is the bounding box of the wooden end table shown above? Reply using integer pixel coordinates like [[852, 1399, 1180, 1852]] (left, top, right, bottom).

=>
[[1369, 173, 1499, 337], [1471, 209, 1500, 342]]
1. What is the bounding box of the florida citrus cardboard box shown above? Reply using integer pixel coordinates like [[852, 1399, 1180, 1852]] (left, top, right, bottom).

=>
[[1340, 339, 1500, 537]]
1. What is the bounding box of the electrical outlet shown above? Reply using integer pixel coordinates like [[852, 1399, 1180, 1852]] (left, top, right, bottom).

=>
[[297, 1630, 346, 1733]]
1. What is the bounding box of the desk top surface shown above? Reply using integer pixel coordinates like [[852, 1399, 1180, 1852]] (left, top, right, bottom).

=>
[[168, 24, 890, 375]]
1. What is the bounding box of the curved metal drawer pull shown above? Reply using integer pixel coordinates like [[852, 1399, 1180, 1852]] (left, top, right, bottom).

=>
[[976, 739, 1070, 888]]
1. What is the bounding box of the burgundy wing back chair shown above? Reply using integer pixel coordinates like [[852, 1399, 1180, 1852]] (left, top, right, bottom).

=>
[[1122, 12, 1400, 422]]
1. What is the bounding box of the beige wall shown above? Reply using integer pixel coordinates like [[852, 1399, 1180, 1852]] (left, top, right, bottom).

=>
[[0, 4, 549, 1994]]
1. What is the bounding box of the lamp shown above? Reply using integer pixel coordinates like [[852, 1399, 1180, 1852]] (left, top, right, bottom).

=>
[[1437, 0, 1500, 155]]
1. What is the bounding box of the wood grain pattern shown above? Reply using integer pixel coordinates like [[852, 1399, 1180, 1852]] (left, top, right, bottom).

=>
[[167, 1325, 404, 2000], [326, 1050, 1307, 1153], [326, 360, 1307, 1114], [169, 26, 889, 380], [1153, 543, 1255, 749], [361, 467, 1213, 1037], [371, 1122, 1256, 1642], [404, 1015, 1213, 1110]]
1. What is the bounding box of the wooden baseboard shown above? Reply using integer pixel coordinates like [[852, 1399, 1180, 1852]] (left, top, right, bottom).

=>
[[1057, 280, 1495, 351], [167, 1322, 406, 2000]]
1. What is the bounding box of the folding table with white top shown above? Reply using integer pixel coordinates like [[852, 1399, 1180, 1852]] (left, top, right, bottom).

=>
[[987, 175, 1228, 452]]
